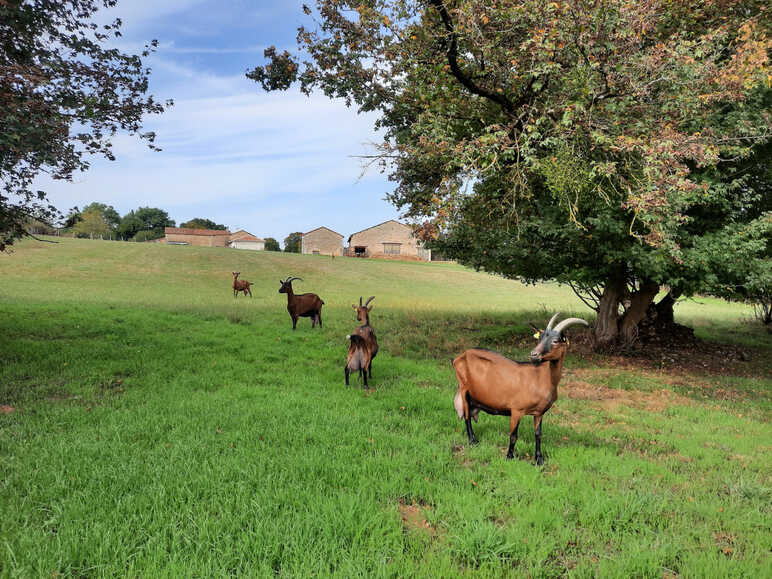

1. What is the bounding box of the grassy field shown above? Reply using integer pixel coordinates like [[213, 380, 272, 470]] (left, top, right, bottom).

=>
[[1, 237, 770, 577]]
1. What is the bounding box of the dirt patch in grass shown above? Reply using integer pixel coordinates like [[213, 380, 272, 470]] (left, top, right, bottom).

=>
[[398, 500, 436, 536], [562, 378, 692, 412]]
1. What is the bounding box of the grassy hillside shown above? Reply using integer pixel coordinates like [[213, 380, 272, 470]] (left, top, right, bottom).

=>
[[1, 237, 770, 576]]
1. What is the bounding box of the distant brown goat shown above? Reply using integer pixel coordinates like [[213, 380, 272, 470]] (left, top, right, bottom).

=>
[[452, 313, 589, 465], [232, 272, 253, 298], [278, 276, 324, 330], [348, 296, 378, 382]]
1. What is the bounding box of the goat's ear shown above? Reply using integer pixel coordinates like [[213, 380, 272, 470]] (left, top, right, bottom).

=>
[[351, 304, 357, 310], [529, 322, 540, 333], [367, 306, 373, 312]]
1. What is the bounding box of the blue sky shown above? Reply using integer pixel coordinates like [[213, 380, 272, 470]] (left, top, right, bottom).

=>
[[40, 0, 400, 243]]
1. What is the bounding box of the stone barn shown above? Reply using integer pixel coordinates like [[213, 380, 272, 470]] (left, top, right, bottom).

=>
[[346, 220, 431, 261], [229, 230, 265, 251], [301, 227, 343, 256], [164, 227, 231, 247]]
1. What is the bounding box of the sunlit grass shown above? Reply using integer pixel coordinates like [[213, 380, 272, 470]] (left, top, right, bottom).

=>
[[1, 237, 769, 576]]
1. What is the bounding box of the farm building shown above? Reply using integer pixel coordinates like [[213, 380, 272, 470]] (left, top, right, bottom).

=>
[[229, 230, 265, 251], [346, 220, 431, 261], [164, 227, 231, 247], [301, 226, 344, 256]]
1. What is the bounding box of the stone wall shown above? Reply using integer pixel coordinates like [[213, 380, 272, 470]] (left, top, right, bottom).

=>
[[347, 221, 430, 261], [302, 227, 343, 256]]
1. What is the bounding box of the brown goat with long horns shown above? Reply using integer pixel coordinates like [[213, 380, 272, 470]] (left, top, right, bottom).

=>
[[232, 272, 253, 298], [452, 313, 589, 465], [345, 296, 379, 385], [278, 276, 324, 330]]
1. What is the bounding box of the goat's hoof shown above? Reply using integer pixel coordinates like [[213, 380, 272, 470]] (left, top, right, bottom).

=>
[[535, 455, 544, 466], [469, 438, 479, 446], [506, 452, 514, 460]]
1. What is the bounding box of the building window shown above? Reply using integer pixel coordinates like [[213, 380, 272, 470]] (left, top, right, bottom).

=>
[[383, 243, 401, 255], [354, 246, 367, 257], [312, 250, 320, 255]]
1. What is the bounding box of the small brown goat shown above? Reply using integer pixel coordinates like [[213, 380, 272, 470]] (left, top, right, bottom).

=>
[[345, 296, 379, 384], [345, 334, 372, 387], [278, 276, 324, 330], [232, 272, 253, 298], [452, 313, 588, 465]]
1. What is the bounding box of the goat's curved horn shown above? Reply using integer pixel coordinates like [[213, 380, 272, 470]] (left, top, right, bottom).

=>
[[552, 317, 589, 334], [545, 312, 561, 331], [359, 296, 363, 307], [364, 296, 375, 306], [286, 277, 303, 283]]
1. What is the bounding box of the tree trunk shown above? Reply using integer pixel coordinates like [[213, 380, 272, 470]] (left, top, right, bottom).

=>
[[594, 273, 662, 351], [618, 279, 660, 345], [594, 272, 625, 351]]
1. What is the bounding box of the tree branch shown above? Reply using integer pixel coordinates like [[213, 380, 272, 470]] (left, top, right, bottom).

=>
[[428, 0, 517, 116]]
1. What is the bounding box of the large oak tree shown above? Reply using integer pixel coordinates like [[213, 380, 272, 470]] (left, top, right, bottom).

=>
[[250, 0, 771, 348]]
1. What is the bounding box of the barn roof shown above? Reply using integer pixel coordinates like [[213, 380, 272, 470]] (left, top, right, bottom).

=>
[[165, 227, 231, 236], [229, 230, 264, 242], [303, 226, 343, 238], [347, 220, 410, 243]]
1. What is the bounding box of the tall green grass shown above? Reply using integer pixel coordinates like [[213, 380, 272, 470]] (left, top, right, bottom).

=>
[[1, 237, 769, 576]]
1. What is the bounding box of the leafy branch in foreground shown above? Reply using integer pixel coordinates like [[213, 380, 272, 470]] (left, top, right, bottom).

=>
[[0, 0, 171, 251]]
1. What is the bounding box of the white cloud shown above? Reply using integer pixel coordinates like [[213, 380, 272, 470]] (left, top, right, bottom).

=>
[[34, 1, 404, 240]]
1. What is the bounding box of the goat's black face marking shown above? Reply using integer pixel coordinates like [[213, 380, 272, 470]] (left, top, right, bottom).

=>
[[530, 329, 565, 361]]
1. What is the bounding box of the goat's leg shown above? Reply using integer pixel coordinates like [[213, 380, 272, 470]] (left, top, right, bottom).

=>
[[506, 412, 523, 459], [368, 360, 373, 379], [464, 414, 478, 446], [311, 316, 316, 328], [317, 312, 322, 328], [345, 367, 350, 386], [533, 415, 545, 465], [362, 368, 368, 388]]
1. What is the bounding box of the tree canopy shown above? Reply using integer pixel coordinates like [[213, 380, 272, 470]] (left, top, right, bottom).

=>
[[0, 0, 169, 251], [179, 218, 227, 230], [283, 232, 302, 253], [264, 237, 281, 252], [81, 202, 121, 231], [73, 210, 110, 239], [116, 206, 173, 241], [251, 0, 771, 346]]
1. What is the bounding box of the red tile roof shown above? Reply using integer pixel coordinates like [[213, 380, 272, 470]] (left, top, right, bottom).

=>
[[229, 230, 264, 243], [230, 234, 264, 243], [165, 227, 231, 236]]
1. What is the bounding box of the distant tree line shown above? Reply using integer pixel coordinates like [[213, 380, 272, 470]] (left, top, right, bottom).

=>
[[47, 205, 302, 252], [57, 204, 174, 241]]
